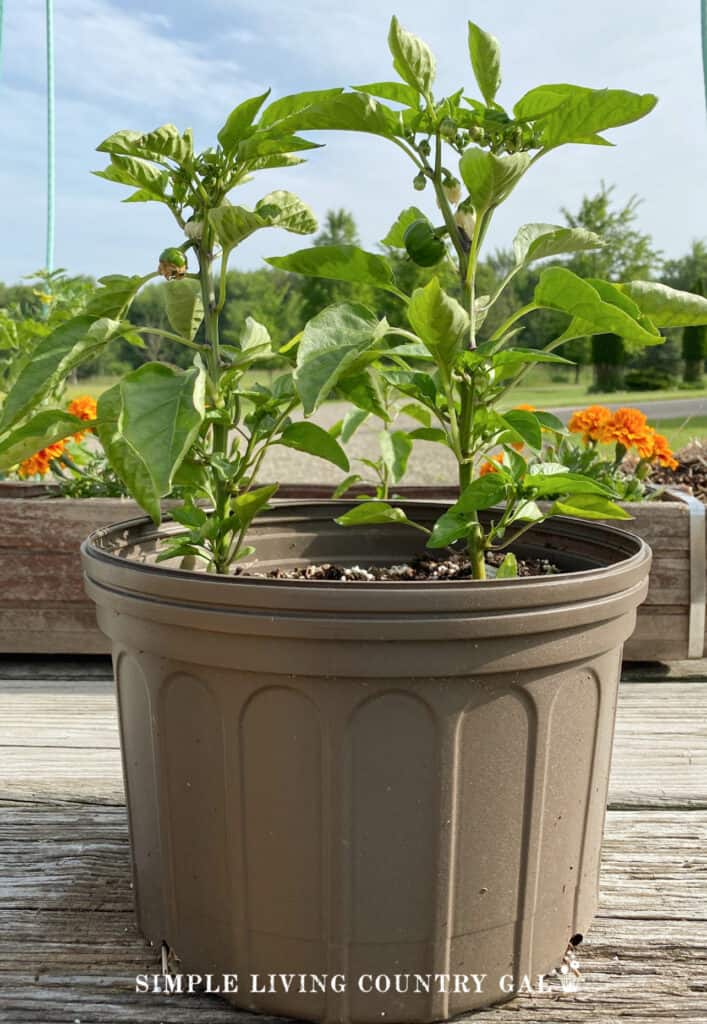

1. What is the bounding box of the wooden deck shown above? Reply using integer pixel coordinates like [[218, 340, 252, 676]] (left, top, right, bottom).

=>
[[0, 657, 705, 1024]]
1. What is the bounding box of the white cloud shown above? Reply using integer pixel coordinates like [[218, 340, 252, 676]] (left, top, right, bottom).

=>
[[4, 0, 260, 112], [0, 0, 704, 284]]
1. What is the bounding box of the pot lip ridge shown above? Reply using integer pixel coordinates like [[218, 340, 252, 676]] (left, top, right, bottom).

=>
[[81, 499, 652, 602]]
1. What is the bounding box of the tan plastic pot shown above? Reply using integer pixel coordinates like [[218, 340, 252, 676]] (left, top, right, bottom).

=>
[[82, 502, 650, 1023]]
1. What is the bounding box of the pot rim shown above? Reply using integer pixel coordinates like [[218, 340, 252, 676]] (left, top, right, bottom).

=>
[[82, 499, 651, 606]]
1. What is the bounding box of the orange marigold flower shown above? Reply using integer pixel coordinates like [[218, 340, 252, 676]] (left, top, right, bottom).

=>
[[18, 439, 67, 478], [600, 407, 651, 452], [644, 429, 679, 470], [479, 451, 505, 476], [67, 395, 98, 442], [514, 403, 536, 411], [568, 404, 612, 443]]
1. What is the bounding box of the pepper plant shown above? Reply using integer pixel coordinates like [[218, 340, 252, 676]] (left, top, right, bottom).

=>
[[0, 92, 388, 573], [266, 15, 707, 578]]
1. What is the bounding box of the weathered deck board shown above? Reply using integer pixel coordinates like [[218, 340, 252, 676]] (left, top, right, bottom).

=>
[[0, 802, 705, 1022], [0, 664, 705, 1023]]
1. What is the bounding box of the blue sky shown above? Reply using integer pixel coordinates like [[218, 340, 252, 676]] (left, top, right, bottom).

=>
[[0, 0, 705, 284]]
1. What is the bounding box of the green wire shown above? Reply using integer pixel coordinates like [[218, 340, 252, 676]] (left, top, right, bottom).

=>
[[46, 0, 55, 273], [702, 0, 707, 115]]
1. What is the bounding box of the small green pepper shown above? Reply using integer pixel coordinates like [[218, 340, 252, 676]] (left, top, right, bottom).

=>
[[403, 220, 446, 267], [158, 247, 188, 279]]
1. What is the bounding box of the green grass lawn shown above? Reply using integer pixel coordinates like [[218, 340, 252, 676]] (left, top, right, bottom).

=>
[[497, 366, 707, 410], [65, 377, 119, 402], [645, 415, 707, 449]]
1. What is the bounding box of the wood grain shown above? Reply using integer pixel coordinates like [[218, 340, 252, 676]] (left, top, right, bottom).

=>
[[0, 664, 705, 1022]]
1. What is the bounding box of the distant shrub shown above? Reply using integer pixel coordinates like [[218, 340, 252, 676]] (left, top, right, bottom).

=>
[[623, 368, 676, 391]]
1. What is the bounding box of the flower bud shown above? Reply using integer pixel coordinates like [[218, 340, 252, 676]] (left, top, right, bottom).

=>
[[184, 218, 203, 241], [439, 116, 457, 141], [454, 198, 476, 238], [413, 171, 427, 192], [442, 175, 462, 205], [469, 125, 486, 144], [418, 138, 431, 158]]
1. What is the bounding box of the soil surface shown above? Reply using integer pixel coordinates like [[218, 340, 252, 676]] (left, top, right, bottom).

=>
[[649, 441, 707, 505], [255, 551, 561, 582]]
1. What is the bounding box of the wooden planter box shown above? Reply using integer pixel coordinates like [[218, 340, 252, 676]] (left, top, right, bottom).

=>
[[595, 493, 705, 662], [0, 483, 704, 661], [0, 484, 145, 654]]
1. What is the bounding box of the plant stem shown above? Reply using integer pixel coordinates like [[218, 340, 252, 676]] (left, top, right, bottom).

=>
[[467, 523, 486, 580], [197, 227, 230, 572]]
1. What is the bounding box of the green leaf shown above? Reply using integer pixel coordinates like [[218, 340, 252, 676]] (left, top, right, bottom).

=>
[[400, 402, 431, 427], [354, 81, 420, 107], [387, 15, 436, 95], [335, 500, 421, 529], [218, 90, 271, 154], [230, 483, 279, 530], [86, 275, 150, 318], [382, 370, 439, 410], [97, 124, 193, 166], [617, 281, 707, 327], [407, 427, 448, 444], [333, 474, 363, 498], [259, 88, 345, 128], [457, 474, 508, 512], [459, 148, 530, 212], [237, 133, 321, 161], [407, 277, 469, 367], [294, 304, 383, 414], [340, 408, 369, 443], [0, 410, 84, 470], [426, 507, 473, 548], [535, 267, 662, 347], [426, 475, 507, 548], [496, 552, 518, 578], [163, 279, 204, 341], [96, 384, 161, 523], [513, 500, 544, 523], [337, 372, 389, 420], [276, 421, 349, 471], [502, 409, 542, 450], [209, 205, 266, 253], [170, 504, 207, 528], [525, 472, 610, 497], [427, 474, 509, 549], [550, 493, 633, 520], [0, 316, 122, 431], [274, 91, 406, 139], [467, 21, 501, 105], [267, 244, 395, 291], [534, 410, 567, 433], [513, 84, 575, 121], [93, 155, 169, 198], [381, 206, 429, 248], [492, 348, 573, 381], [540, 86, 657, 148], [100, 363, 206, 518], [379, 430, 413, 483], [241, 316, 272, 352], [254, 190, 317, 235], [513, 223, 603, 266]]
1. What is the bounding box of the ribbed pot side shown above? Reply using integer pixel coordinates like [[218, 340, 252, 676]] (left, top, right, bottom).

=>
[[81, 502, 650, 1024]]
